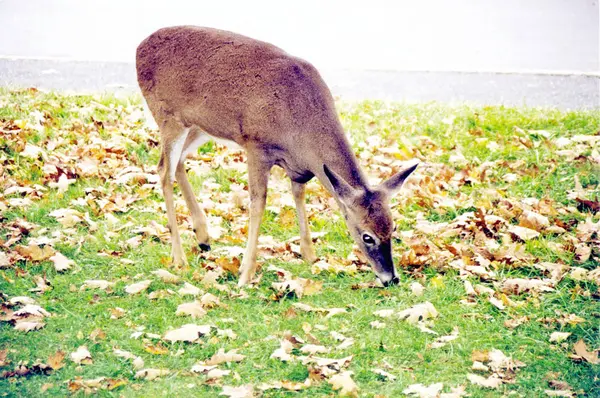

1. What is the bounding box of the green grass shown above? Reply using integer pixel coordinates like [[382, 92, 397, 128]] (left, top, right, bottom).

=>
[[1, 89, 599, 397]]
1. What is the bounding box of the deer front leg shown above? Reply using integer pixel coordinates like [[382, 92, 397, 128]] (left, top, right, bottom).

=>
[[291, 181, 317, 263], [238, 153, 270, 287]]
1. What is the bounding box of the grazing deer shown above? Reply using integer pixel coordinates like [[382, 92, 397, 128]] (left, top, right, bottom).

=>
[[136, 26, 418, 287]]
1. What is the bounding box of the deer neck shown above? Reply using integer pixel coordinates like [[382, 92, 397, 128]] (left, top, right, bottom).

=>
[[313, 131, 369, 194]]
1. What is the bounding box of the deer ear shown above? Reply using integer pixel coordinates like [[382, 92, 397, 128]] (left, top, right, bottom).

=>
[[323, 165, 360, 203], [379, 162, 419, 196]]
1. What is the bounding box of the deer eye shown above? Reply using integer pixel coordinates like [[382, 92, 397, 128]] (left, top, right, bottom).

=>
[[362, 233, 375, 245]]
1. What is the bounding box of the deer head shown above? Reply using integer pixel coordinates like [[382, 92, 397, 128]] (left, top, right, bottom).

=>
[[324, 163, 418, 286]]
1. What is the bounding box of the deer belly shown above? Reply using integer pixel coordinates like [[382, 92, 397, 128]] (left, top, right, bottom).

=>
[[276, 158, 314, 183]]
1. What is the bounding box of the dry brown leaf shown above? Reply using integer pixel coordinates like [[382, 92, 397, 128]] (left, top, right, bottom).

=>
[[216, 256, 241, 275], [270, 339, 294, 362], [134, 368, 170, 380], [300, 344, 329, 355], [0, 349, 8, 367], [144, 342, 169, 355], [410, 282, 424, 296], [48, 350, 66, 370], [163, 324, 211, 343], [14, 304, 51, 318], [176, 301, 207, 318], [151, 269, 181, 284], [430, 327, 459, 349], [403, 382, 444, 397], [15, 244, 55, 262], [370, 320, 386, 329], [571, 339, 599, 364], [467, 373, 502, 389], [504, 315, 528, 329], [220, 385, 254, 398], [574, 244, 591, 263], [70, 346, 92, 365], [113, 348, 136, 360], [329, 371, 358, 397], [549, 332, 571, 343], [81, 280, 115, 290], [200, 293, 220, 308], [372, 368, 396, 381], [14, 320, 45, 332], [125, 280, 151, 294], [501, 278, 554, 294], [49, 252, 74, 272], [272, 278, 322, 299], [397, 302, 439, 324], [508, 225, 540, 241], [519, 210, 549, 231], [110, 307, 126, 319], [373, 309, 395, 318], [544, 390, 574, 397], [133, 356, 145, 369], [178, 282, 202, 296], [205, 348, 246, 365]]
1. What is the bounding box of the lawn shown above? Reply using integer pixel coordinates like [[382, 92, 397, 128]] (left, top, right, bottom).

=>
[[0, 88, 598, 397]]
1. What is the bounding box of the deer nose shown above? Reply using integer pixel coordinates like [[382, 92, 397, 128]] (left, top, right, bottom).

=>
[[198, 243, 211, 252]]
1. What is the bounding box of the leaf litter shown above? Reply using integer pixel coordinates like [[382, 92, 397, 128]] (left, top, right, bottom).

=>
[[0, 91, 598, 395]]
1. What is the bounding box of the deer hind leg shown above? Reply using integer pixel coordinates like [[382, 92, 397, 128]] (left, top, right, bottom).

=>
[[157, 120, 189, 266], [291, 181, 317, 263], [176, 130, 211, 251], [238, 151, 271, 287]]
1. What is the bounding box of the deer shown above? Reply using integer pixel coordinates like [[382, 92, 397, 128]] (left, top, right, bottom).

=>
[[136, 26, 418, 287]]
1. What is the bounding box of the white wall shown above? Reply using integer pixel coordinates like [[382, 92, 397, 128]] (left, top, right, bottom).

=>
[[1, 0, 598, 73]]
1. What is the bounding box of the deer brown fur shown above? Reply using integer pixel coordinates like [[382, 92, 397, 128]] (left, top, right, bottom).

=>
[[136, 26, 417, 286]]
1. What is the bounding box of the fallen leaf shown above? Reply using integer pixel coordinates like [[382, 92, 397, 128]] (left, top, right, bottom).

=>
[[370, 321, 386, 329], [430, 327, 459, 349], [467, 374, 502, 389], [508, 225, 540, 241], [176, 301, 207, 318], [300, 344, 329, 355], [410, 282, 424, 296], [134, 368, 170, 380], [271, 339, 294, 362], [151, 269, 181, 284], [220, 385, 254, 398], [14, 320, 45, 332], [205, 349, 245, 365], [70, 346, 92, 365], [48, 350, 66, 370], [574, 244, 591, 263], [163, 324, 211, 343], [403, 382, 443, 397], [81, 280, 115, 290], [125, 280, 151, 294], [549, 332, 571, 343], [397, 302, 439, 324], [15, 244, 55, 262], [372, 368, 396, 381], [49, 252, 74, 272], [113, 348, 136, 360], [544, 390, 574, 397], [200, 293, 221, 308], [501, 278, 554, 294], [329, 371, 358, 397], [571, 339, 599, 364], [178, 282, 202, 296]]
